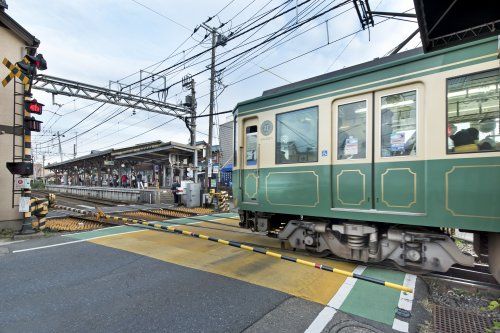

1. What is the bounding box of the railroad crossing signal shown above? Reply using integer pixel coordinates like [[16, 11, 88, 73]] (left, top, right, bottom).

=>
[[2, 57, 30, 86], [2, 54, 47, 87], [25, 99, 44, 115]]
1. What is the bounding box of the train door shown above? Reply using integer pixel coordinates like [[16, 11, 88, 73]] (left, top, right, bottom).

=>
[[332, 94, 373, 210], [373, 85, 425, 213], [241, 118, 259, 204]]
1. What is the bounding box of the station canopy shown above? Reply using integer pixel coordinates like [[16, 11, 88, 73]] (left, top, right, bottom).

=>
[[413, 0, 499, 52]]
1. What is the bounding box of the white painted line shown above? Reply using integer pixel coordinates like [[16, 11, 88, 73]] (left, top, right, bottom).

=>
[[328, 265, 366, 309], [392, 273, 417, 333], [305, 265, 366, 333], [0, 240, 26, 246], [392, 319, 409, 333], [12, 229, 146, 253], [77, 204, 95, 209], [13, 239, 87, 253], [304, 307, 337, 333]]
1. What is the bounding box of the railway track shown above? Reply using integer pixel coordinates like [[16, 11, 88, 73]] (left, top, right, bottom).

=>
[[32, 190, 128, 207], [427, 263, 500, 290]]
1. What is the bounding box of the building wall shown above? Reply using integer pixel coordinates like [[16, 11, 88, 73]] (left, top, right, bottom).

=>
[[0, 26, 26, 228], [218, 120, 233, 167]]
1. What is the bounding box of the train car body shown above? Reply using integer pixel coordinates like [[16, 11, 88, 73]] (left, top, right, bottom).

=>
[[232, 36, 500, 279]]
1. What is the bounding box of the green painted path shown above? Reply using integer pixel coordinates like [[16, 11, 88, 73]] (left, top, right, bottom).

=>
[[340, 267, 405, 325]]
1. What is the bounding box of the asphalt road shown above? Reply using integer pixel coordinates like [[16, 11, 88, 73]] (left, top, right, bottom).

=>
[[0, 236, 323, 333]]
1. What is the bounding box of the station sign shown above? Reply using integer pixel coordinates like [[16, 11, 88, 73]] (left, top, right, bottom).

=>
[[14, 176, 31, 190], [19, 196, 30, 212], [104, 160, 114, 166], [212, 163, 219, 175]]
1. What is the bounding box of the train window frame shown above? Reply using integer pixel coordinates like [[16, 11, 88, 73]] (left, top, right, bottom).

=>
[[446, 68, 500, 155], [275, 106, 319, 165], [336, 99, 368, 161], [379, 89, 419, 159]]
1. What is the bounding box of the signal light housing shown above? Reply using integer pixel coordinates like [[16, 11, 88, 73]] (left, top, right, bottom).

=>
[[25, 117, 42, 132], [6, 162, 33, 176], [25, 99, 44, 115], [16, 53, 47, 77]]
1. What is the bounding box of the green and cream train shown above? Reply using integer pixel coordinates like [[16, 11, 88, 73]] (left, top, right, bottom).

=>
[[232, 36, 500, 281]]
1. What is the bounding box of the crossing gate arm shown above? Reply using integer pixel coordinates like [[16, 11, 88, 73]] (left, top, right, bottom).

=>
[[51, 203, 413, 293], [130, 219, 414, 294]]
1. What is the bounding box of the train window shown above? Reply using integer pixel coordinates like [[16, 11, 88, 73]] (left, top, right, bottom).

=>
[[276, 106, 318, 164], [380, 90, 417, 157], [338, 100, 367, 160], [447, 69, 499, 154], [246, 125, 257, 166]]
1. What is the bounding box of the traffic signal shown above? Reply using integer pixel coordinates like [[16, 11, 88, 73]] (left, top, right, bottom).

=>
[[6, 162, 33, 176], [25, 117, 42, 132], [25, 99, 44, 115], [16, 54, 47, 77]]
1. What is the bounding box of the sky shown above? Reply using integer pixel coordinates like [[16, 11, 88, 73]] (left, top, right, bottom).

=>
[[5, 0, 418, 164]]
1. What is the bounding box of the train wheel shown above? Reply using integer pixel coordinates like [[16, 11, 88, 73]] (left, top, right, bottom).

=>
[[488, 232, 500, 284]]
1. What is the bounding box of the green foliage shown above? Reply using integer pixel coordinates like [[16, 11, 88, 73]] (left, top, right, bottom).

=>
[[31, 179, 45, 189], [481, 299, 499, 311], [485, 321, 500, 333]]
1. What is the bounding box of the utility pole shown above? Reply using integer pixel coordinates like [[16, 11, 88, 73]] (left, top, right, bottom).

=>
[[201, 23, 226, 192], [73, 131, 78, 158], [42, 154, 46, 184], [54, 131, 64, 162], [182, 75, 197, 183], [190, 80, 197, 183]]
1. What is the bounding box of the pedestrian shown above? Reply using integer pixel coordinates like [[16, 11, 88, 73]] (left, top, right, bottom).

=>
[[137, 172, 144, 189], [121, 174, 128, 187], [171, 177, 181, 205], [131, 172, 137, 188]]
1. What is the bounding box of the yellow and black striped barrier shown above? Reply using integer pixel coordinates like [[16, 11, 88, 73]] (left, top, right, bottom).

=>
[[209, 190, 230, 212], [134, 220, 413, 294], [52, 204, 92, 215], [1, 57, 30, 87], [29, 197, 49, 230]]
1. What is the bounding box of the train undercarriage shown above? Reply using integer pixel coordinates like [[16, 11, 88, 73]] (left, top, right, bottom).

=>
[[239, 211, 500, 282]]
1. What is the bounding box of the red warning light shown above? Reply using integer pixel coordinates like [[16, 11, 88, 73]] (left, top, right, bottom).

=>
[[25, 99, 44, 115]]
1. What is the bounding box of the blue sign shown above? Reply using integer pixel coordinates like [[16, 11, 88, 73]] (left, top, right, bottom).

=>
[[321, 149, 328, 157]]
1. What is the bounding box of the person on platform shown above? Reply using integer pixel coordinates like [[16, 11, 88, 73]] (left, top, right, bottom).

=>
[[137, 172, 144, 189], [121, 174, 128, 187], [131, 172, 137, 188], [171, 178, 181, 205]]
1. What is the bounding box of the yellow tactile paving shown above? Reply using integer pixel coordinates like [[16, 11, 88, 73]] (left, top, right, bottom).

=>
[[90, 218, 356, 305]]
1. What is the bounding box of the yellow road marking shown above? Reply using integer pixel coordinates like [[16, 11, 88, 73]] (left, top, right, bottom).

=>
[[90, 218, 356, 305]]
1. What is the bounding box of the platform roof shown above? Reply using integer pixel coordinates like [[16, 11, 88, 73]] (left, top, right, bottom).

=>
[[45, 141, 192, 169], [114, 141, 195, 163], [413, 0, 499, 52]]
